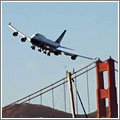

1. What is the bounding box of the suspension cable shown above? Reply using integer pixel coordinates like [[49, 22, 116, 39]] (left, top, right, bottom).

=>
[[40, 90, 42, 105], [52, 85, 54, 109], [2, 80, 68, 112], [72, 66, 96, 79], [72, 79, 88, 118], [3, 65, 96, 112], [54, 87, 62, 108], [73, 69, 78, 114], [3, 58, 118, 114], [71, 61, 96, 75], [86, 67, 90, 114], [4, 61, 96, 108], [6, 77, 67, 106]]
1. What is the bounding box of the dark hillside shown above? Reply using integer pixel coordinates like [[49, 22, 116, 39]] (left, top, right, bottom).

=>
[[2, 103, 97, 118]]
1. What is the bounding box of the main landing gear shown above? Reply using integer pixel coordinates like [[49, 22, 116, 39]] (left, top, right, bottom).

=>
[[47, 52, 50, 56], [38, 48, 51, 56], [38, 49, 41, 52], [43, 50, 51, 56], [43, 50, 47, 54], [31, 46, 35, 50]]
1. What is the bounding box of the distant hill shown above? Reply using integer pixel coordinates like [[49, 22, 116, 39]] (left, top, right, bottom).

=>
[[2, 103, 97, 118]]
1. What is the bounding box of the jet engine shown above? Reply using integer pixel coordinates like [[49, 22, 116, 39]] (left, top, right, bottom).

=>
[[54, 50, 61, 56], [21, 37, 27, 42], [71, 55, 77, 60], [13, 32, 18, 36], [54, 52, 59, 56]]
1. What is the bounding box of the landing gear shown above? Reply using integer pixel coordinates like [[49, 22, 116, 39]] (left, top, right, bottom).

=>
[[43, 50, 46, 54], [33, 46, 51, 56], [31, 46, 35, 50], [47, 52, 50, 56], [38, 49, 41, 52]]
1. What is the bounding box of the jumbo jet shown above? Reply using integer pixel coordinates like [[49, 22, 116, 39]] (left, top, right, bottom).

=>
[[8, 23, 95, 60]]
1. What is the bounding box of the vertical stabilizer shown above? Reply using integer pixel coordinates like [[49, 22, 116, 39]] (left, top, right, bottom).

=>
[[55, 30, 66, 43]]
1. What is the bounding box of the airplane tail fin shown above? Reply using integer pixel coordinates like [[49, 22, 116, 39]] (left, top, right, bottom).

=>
[[55, 30, 66, 43]]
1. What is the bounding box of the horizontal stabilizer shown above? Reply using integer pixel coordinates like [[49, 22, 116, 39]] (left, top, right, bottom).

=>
[[60, 46, 74, 50]]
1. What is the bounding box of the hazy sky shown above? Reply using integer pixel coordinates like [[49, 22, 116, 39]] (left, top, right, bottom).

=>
[[2, 1, 118, 114]]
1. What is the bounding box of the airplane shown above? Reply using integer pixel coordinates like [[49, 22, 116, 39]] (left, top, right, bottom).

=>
[[8, 23, 95, 60]]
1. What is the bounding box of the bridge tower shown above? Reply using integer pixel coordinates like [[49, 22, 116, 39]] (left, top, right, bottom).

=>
[[96, 57, 118, 118]]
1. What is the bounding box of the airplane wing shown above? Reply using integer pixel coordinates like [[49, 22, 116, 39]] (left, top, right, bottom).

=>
[[39, 45, 96, 60], [8, 23, 31, 41], [58, 49, 96, 60]]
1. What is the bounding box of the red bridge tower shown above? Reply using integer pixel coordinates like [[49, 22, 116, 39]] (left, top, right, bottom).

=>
[[96, 57, 118, 118]]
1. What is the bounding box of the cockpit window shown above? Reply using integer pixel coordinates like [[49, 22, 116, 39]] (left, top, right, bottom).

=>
[[31, 33, 46, 39], [35, 33, 39, 36], [31, 33, 38, 38]]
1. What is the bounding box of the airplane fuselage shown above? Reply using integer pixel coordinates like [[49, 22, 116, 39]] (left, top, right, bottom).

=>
[[30, 33, 60, 48], [9, 23, 93, 60]]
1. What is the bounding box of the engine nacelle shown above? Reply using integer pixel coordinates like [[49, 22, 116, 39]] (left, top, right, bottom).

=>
[[13, 32, 18, 36], [54, 52, 59, 56], [21, 37, 27, 42], [71, 55, 77, 60]]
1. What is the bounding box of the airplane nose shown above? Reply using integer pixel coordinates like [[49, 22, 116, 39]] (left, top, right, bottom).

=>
[[30, 38, 34, 42], [30, 38, 39, 45], [30, 38, 35, 44]]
